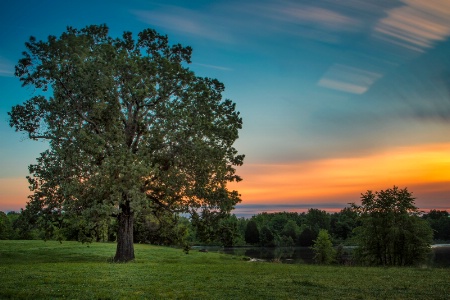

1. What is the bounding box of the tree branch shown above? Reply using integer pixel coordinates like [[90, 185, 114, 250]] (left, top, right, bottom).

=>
[[56, 78, 102, 134]]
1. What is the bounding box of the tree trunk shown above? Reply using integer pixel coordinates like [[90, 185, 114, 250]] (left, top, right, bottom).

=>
[[114, 202, 135, 262]]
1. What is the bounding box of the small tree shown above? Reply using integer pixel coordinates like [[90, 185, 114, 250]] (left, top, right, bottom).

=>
[[311, 229, 335, 264], [217, 215, 240, 247], [351, 186, 433, 266]]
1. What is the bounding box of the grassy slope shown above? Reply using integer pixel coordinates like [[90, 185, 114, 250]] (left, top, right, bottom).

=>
[[0, 241, 449, 299]]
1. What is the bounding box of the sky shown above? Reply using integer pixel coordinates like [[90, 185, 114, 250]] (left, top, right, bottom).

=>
[[1, 0, 450, 217]]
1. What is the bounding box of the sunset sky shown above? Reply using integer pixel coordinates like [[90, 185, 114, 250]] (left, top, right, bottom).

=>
[[1, 0, 450, 216]]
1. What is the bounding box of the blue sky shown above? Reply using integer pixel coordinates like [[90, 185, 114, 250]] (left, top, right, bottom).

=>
[[1, 0, 450, 215]]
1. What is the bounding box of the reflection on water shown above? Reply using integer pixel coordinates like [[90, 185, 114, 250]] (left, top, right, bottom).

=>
[[196, 245, 450, 267], [219, 247, 316, 264], [430, 244, 450, 268]]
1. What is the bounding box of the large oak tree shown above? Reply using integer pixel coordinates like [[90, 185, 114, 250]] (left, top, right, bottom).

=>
[[9, 25, 244, 261]]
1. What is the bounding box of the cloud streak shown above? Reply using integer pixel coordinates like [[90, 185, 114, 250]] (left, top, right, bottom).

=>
[[193, 63, 232, 71], [318, 64, 383, 94], [131, 7, 235, 43], [374, 0, 450, 52], [246, 1, 361, 32], [131, 0, 367, 46], [0, 57, 14, 77]]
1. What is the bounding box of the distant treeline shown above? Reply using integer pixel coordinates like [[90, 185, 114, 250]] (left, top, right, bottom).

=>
[[1, 208, 449, 247]]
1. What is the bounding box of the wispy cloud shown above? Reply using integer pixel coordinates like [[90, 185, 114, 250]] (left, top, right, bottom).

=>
[[231, 0, 363, 43], [193, 63, 232, 71], [131, 7, 235, 43], [373, 0, 450, 52], [263, 3, 360, 31], [0, 57, 14, 77], [318, 64, 383, 94], [131, 1, 365, 45]]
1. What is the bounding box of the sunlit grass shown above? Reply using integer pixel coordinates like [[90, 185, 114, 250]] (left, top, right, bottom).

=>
[[0, 240, 449, 299]]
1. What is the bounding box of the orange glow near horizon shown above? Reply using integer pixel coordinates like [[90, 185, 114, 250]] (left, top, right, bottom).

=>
[[1, 143, 449, 212], [230, 142, 450, 209], [0, 177, 30, 211]]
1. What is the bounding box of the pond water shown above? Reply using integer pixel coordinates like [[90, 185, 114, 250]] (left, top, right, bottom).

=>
[[430, 244, 450, 268], [194, 244, 450, 267]]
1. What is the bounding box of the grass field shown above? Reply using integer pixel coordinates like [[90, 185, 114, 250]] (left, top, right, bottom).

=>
[[0, 240, 449, 299]]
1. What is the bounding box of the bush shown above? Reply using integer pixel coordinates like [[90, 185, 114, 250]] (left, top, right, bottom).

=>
[[311, 229, 335, 264]]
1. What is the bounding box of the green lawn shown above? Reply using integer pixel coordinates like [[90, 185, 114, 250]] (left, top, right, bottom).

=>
[[0, 240, 449, 299]]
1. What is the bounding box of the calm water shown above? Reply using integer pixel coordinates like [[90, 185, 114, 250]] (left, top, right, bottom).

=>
[[195, 244, 450, 267], [430, 244, 450, 267]]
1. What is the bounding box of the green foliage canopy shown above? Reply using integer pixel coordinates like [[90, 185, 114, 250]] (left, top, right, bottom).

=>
[[0, 212, 11, 240], [8, 24, 244, 261], [423, 210, 450, 241]]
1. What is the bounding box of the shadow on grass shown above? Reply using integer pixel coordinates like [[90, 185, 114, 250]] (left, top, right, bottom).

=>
[[291, 279, 325, 288]]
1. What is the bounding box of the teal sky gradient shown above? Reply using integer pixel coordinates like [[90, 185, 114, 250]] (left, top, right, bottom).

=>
[[1, 0, 450, 214]]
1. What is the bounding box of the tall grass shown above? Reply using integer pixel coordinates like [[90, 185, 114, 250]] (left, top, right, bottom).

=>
[[0, 240, 449, 299]]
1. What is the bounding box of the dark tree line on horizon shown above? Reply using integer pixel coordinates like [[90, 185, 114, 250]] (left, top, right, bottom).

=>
[[1, 188, 448, 266], [1, 202, 448, 247]]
